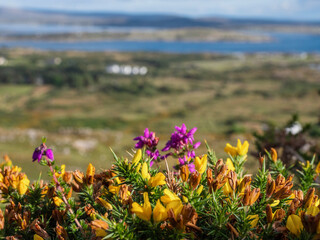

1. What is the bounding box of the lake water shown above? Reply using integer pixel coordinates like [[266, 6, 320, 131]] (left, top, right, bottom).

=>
[[0, 24, 319, 53]]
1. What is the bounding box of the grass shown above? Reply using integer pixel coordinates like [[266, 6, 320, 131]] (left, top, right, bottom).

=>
[[0, 49, 319, 179]]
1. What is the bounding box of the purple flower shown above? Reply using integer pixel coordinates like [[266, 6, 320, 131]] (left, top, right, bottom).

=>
[[32, 143, 54, 162], [193, 142, 201, 149], [134, 128, 159, 149], [32, 147, 44, 162], [175, 156, 196, 173], [162, 124, 198, 152], [187, 150, 196, 158], [45, 149, 54, 161], [187, 163, 196, 173], [134, 128, 161, 166], [146, 149, 160, 160]]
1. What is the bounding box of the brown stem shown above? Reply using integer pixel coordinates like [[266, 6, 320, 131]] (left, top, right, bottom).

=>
[[48, 161, 85, 235]]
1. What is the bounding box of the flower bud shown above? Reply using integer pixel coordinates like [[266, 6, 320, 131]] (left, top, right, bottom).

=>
[[86, 163, 95, 185], [258, 156, 264, 168], [73, 170, 84, 185], [270, 148, 277, 162], [63, 171, 73, 184], [274, 208, 285, 222], [189, 171, 201, 190], [180, 165, 189, 182], [243, 186, 251, 206], [67, 188, 73, 199], [266, 204, 273, 223], [266, 179, 275, 198], [196, 185, 204, 195], [238, 175, 251, 194], [228, 171, 237, 191], [132, 149, 142, 166], [304, 188, 315, 208], [53, 197, 63, 207], [249, 188, 260, 206], [182, 196, 188, 203], [295, 190, 304, 202], [96, 197, 113, 210], [135, 163, 141, 173]]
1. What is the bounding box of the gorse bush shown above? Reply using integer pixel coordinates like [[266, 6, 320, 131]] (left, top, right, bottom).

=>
[[0, 124, 320, 239]]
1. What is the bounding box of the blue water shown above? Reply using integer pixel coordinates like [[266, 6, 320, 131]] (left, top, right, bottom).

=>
[[0, 32, 319, 53]]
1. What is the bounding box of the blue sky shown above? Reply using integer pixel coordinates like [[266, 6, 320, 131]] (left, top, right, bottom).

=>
[[1, 0, 320, 20]]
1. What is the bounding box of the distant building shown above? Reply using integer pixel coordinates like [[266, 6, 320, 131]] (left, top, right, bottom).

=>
[[106, 64, 148, 75]]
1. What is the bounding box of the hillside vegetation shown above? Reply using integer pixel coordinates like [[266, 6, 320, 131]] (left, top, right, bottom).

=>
[[0, 49, 319, 177]]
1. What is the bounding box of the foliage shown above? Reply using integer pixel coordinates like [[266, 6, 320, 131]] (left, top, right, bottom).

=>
[[0, 125, 320, 239], [253, 114, 320, 166]]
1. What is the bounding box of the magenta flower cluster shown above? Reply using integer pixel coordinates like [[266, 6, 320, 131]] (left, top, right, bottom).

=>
[[133, 128, 160, 166], [162, 123, 200, 157], [178, 156, 196, 173], [32, 143, 54, 162], [134, 123, 200, 171]]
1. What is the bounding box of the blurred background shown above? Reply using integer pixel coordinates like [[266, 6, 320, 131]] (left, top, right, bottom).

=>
[[0, 0, 319, 179]]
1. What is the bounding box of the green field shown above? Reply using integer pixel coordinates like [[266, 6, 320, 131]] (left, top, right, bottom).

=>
[[0, 49, 319, 179]]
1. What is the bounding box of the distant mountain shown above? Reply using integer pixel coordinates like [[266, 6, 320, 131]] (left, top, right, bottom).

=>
[[0, 7, 319, 28]]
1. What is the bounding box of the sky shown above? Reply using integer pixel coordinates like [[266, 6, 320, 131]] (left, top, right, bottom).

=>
[[1, 0, 320, 21]]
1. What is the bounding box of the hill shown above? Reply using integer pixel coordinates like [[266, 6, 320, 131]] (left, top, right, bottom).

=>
[[0, 7, 319, 29]]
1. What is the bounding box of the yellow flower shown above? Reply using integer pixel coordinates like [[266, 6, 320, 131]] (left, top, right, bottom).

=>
[[224, 144, 238, 156], [223, 181, 233, 195], [86, 163, 95, 185], [108, 185, 120, 195], [132, 149, 142, 166], [194, 155, 207, 174], [136, 163, 141, 173], [11, 166, 21, 173], [166, 200, 183, 218], [196, 185, 204, 195], [10, 175, 19, 189], [55, 164, 65, 179], [236, 139, 249, 156], [160, 189, 180, 205], [153, 200, 167, 223], [303, 161, 310, 170], [306, 206, 320, 216], [0, 173, 3, 183], [108, 177, 122, 195], [34, 234, 44, 240], [182, 196, 188, 203], [270, 148, 278, 162], [148, 172, 166, 187], [224, 139, 249, 156], [316, 161, 320, 174], [285, 193, 295, 205], [141, 162, 150, 180], [286, 214, 303, 236], [247, 215, 259, 228], [226, 158, 235, 172], [53, 197, 64, 207], [96, 197, 113, 210], [270, 199, 280, 207], [95, 229, 107, 237], [18, 175, 30, 195], [131, 192, 152, 221], [90, 219, 109, 237]]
